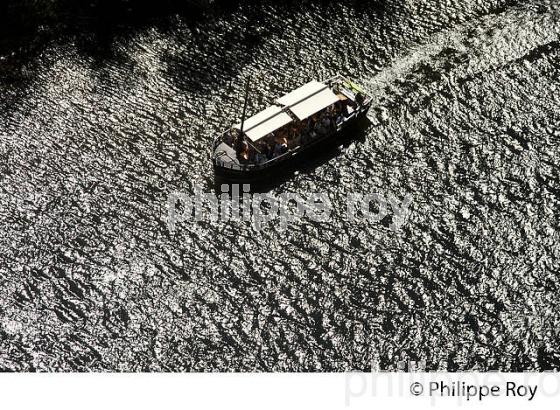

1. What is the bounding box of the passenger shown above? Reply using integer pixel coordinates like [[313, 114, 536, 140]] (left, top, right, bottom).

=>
[[227, 128, 242, 146], [275, 130, 285, 145], [235, 137, 249, 162], [224, 130, 234, 145], [316, 116, 330, 136], [239, 147, 250, 163], [290, 132, 301, 149], [308, 117, 319, 139], [280, 137, 288, 153], [255, 148, 267, 164], [321, 116, 332, 132], [336, 113, 345, 127], [356, 93, 365, 106], [334, 101, 343, 113], [313, 113, 320, 123], [313, 113, 323, 128], [345, 102, 356, 116], [255, 142, 269, 163], [273, 142, 283, 157], [248, 146, 257, 163], [299, 116, 312, 140], [260, 143, 271, 160], [273, 137, 288, 157], [289, 125, 298, 140], [303, 118, 313, 134]]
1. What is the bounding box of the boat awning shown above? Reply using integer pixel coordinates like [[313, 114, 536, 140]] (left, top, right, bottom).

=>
[[277, 80, 339, 120], [235, 105, 293, 142]]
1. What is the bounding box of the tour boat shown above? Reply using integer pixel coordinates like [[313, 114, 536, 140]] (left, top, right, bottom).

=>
[[212, 74, 372, 182]]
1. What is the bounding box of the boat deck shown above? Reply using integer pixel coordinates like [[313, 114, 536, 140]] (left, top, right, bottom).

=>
[[212, 75, 372, 174]]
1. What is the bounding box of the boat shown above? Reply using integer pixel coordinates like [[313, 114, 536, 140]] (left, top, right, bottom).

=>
[[212, 74, 373, 182]]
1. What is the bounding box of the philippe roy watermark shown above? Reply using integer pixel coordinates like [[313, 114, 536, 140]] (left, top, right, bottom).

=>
[[345, 359, 560, 406], [167, 184, 412, 233]]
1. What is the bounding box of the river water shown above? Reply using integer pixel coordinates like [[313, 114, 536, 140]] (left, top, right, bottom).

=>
[[0, 0, 559, 371]]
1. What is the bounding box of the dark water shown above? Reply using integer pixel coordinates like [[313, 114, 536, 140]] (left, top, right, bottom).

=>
[[1, 0, 559, 371]]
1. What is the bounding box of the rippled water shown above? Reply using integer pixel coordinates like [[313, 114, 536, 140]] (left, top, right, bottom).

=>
[[1, 0, 559, 371]]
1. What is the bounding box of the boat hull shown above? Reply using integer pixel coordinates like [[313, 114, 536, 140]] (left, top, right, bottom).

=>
[[213, 105, 372, 184]]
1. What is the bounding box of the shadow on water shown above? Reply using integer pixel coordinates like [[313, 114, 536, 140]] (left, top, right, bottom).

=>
[[0, 1, 311, 98], [213, 117, 372, 193], [0, 0, 267, 114], [0, 0, 230, 50]]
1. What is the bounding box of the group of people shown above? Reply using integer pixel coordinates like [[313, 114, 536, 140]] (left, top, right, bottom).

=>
[[223, 94, 363, 165], [223, 129, 250, 162]]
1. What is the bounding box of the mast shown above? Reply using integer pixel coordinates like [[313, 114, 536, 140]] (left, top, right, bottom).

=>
[[239, 76, 251, 137]]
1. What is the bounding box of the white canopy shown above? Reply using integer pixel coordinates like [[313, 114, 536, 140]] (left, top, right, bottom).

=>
[[235, 105, 293, 142], [277, 80, 339, 120]]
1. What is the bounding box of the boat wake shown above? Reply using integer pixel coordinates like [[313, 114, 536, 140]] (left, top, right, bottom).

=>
[[361, 0, 560, 112]]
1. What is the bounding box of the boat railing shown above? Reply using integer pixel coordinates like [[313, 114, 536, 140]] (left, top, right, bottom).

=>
[[214, 145, 299, 171], [213, 101, 371, 172]]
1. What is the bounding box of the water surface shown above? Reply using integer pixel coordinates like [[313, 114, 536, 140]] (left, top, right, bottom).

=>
[[0, 0, 559, 371]]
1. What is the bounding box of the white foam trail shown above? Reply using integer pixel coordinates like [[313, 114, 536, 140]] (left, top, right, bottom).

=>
[[361, 1, 560, 103]]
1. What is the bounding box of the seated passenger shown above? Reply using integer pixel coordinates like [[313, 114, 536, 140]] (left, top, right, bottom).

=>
[[254, 142, 269, 164], [255, 151, 267, 164], [260, 142, 272, 160], [289, 125, 299, 140], [273, 142, 283, 157], [334, 101, 343, 114], [224, 131, 233, 146], [336, 113, 345, 126], [273, 137, 288, 157], [321, 116, 332, 130], [313, 115, 329, 136], [356, 93, 365, 106], [290, 134, 301, 149], [236, 138, 249, 162], [280, 137, 288, 153], [239, 148, 250, 163], [224, 128, 239, 145], [304, 117, 313, 130], [248, 146, 257, 163]]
